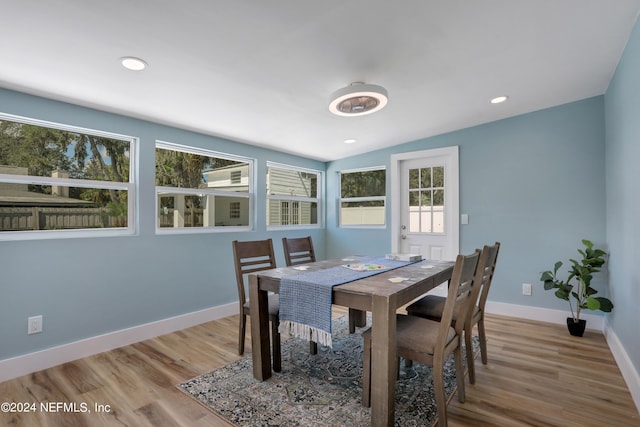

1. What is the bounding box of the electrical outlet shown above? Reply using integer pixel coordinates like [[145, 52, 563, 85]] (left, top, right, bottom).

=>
[[28, 315, 43, 334], [522, 283, 532, 296]]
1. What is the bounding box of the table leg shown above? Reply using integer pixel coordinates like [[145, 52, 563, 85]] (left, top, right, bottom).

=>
[[371, 294, 397, 427], [348, 308, 367, 333], [249, 273, 272, 380]]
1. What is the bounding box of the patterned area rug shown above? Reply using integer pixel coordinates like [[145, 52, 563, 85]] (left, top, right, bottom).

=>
[[178, 315, 478, 426]]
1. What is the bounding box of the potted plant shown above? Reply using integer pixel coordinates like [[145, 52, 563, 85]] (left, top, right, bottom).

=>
[[539, 239, 613, 336]]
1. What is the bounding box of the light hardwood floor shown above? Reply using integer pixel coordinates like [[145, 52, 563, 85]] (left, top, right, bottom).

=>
[[1, 311, 638, 427]]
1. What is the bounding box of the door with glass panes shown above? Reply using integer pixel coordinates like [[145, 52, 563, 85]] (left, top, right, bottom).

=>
[[393, 147, 459, 261]]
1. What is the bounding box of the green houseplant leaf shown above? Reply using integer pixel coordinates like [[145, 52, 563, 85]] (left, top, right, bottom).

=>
[[539, 240, 614, 328]]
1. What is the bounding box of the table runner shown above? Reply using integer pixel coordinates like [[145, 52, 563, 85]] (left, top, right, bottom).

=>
[[279, 256, 416, 347]]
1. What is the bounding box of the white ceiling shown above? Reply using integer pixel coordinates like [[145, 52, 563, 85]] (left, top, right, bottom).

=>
[[2, 1, 639, 161]]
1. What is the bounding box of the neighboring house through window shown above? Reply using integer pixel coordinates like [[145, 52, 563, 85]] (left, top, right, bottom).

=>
[[155, 141, 253, 232], [266, 162, 321, 227]]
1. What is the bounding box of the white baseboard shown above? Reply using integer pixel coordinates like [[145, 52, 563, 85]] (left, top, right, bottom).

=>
[[0, 302, 238, 384], [485, 300, 605, 331], [604, 321, 640, 414]]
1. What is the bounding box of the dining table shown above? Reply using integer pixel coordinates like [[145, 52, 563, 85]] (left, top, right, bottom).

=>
[[248, 256, 455, 427]]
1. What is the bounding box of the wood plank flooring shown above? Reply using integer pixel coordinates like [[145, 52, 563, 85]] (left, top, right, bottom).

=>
[[1, 311, 638, 426]]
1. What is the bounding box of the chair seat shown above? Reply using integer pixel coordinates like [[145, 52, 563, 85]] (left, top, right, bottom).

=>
[[407, 295, 480, 324], [362, 314, 456, 356], [243, 293, 279, 317]]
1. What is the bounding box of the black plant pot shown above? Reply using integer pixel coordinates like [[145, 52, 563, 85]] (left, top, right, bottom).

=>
[[566, 317, 587, 337]]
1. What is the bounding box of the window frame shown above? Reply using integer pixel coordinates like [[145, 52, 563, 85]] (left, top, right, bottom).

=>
[[0, 112, 137, 241], [155, 140, 254, 234], [338, 165, 387, 228], [266, 161, 323, 230]]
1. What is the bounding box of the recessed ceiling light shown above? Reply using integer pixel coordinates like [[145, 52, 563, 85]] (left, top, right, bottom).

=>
[[329, 83, 388, 116], [490, 95, 508, 104], [121, 57, 147, 71], [344, 138, 357, 144]]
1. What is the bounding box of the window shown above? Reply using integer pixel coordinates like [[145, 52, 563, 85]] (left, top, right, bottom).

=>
[[155, 141, 253, 232], [281, 201, 290, 225], [408, 166, 444, 233], [229, 201, 240, 219], [291, 201, 299, 224], [266, 163, 321, 227], [339, 167, 386, 226], [0, 113, 136, 239]]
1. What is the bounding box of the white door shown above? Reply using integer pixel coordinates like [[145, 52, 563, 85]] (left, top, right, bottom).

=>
[[391, 146, 459, 261]]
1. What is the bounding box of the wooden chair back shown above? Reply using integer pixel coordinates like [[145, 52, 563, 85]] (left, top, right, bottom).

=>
[[232, 239, 277, 306], [439, 250, 481, 342], [465, 245, 493, 323], [282, 236, 316, 266], [476, 242, 500, 312]]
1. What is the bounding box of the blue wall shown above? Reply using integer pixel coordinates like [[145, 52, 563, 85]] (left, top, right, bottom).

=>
[[605, 17, 640, 376], [326, 97, 607, 311], [0, 88, 325, 360], [0, 78, 628, 368]]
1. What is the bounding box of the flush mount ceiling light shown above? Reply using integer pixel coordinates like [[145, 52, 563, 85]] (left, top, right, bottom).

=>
[[329, 83, 388, 116], [121, 56, 147, 71], [343, 138, 357, 144], [490, 95, 508, 104]]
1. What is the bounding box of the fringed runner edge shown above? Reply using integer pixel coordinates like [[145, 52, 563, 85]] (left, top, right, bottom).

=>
[[280, 319, 333, 347]]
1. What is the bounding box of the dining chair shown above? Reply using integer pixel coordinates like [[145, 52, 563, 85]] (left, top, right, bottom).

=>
[[361, 250, 481, 427], [282, 236, 316, 266], [232, 238, 282, 372], [406, 242, 500, 384]]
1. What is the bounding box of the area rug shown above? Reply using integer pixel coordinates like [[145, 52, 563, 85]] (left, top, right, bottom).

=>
[[178, 316, 478, 426]]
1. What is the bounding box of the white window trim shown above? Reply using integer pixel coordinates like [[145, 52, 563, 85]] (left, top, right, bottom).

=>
[[156, 140, 253, 162], [0, 112, 137, 241], [155, 140, 254, 234], [266, 161, 323, 230], [338, 165, 386, 228]]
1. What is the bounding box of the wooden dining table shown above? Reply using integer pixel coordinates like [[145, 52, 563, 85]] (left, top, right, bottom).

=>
[[248, 256, 454, 427]]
